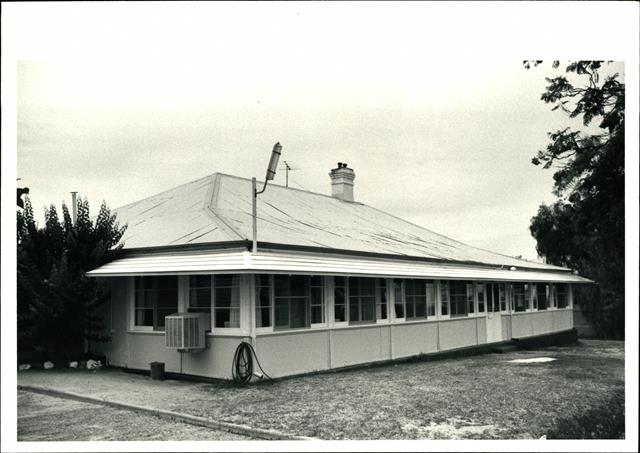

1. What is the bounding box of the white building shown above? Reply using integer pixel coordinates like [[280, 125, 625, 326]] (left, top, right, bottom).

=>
[[88, 164, 590, 379]]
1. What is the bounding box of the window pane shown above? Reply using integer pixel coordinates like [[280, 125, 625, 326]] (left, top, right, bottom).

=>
[[215, 307, 240, 328], [405, 298, 415, 318], [311, 305, 323, 324], [289, 275, 308, 297], [537, 283, 548, 310], [426, 283, 436, 317], [415, 298, 426, 317], [311, 287, 323, 306], [377, 301, 387, 320], [513, 283, 526, 312], [557, 283, 568, 308], [361, 297, 375, 321], [215, 287, 232, 307], [335, 304, 346, 322], [156, 309, 175, 328], [275, 299, 289, 327], [136, 276, 154, 290], [214, 274, 234, 287], [135, 308, 153, 326], [190, 275, 211, 288], [290, 297, 308, 328], [349, 302, 359, 323], [258, 287, 271, 306], [394, 279, 404, 318], [477, 284, 485, 312], [467, 283, 475, 314], [440, 282, 449, 316], [135, 291, 153, 309], [256, 307, 271, 328], [157, 276, 177, 290], [157, 289, 178, 309]]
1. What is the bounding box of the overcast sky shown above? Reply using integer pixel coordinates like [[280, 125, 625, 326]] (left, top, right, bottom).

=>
[[9, 3, 630, 261]]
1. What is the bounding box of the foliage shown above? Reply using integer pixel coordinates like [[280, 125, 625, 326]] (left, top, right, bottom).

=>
[[525, 61, 624, 338], [17, 197, 126, 360]]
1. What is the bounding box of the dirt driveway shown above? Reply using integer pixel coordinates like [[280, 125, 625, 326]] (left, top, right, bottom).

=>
[[18, 390, 248, 441]]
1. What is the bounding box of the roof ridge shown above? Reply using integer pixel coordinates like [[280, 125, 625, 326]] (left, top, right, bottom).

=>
[[204, 174, 246, 241], [216, 172, 365, 205], [112, 173, 215, 212]]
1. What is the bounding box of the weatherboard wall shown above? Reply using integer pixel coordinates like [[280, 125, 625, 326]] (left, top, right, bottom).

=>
[[97, 277, 574, 380]]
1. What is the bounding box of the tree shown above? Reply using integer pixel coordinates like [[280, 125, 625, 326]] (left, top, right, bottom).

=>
[[525, 61, 624, 338], [17, 197, 127, 360]]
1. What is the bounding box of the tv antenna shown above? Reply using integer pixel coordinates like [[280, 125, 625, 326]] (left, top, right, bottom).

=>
[[279, 161, 299, 188]]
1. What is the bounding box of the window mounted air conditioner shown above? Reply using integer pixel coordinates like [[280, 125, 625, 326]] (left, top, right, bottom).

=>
[[165, 312, 210, 352]]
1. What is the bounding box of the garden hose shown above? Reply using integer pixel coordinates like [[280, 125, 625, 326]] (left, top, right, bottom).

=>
[[231, 341, 271, 385]]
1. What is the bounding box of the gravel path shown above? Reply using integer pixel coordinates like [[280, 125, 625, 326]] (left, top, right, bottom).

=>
[[18, 390, 248, 441]]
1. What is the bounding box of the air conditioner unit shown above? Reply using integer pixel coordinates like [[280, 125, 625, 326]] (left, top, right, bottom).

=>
[[165, 312, 210, 352]]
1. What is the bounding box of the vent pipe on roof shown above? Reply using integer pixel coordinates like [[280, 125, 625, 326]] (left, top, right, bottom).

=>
[[329, 162, 355, 202], [71, 191, 78, 226]]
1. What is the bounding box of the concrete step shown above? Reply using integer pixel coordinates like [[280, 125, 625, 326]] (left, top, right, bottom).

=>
[[490, 344, 519, 354]]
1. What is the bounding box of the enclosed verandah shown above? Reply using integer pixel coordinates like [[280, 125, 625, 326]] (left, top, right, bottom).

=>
[[89, 248, 590, 379]]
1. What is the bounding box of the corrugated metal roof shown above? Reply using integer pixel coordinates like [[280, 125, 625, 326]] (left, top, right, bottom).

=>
[[87, 249, 591, 283], [110, 173, 569, 272]]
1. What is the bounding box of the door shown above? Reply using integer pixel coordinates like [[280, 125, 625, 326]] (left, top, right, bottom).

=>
[[486, 283, 503, 343]]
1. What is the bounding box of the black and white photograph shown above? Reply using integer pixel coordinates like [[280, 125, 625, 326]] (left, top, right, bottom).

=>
[[2, 2, 638, 451]]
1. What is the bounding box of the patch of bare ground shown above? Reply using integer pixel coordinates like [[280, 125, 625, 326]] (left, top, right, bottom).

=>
[[17, 391, 248, 441], [18, 339, 624, 439]]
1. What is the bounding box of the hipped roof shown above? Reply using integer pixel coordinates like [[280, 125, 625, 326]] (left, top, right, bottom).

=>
[[110, 173, 572, 274]]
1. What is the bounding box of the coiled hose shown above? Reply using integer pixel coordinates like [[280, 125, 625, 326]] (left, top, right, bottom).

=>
[[231, 341, 271, 385]]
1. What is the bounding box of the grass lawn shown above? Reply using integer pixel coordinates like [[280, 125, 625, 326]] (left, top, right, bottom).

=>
[[18, 339, 624, 440]]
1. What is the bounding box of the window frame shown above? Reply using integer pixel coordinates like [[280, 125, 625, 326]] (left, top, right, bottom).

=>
[[333, 276, 348, 326], [132, 275, 179, 332], [257, 274, 327, 332], [555, 283, 570, 309], [184, 273, 242, 334], [476, 282, 486, 314], [439, 280, 451, 319], [348, 276, 378, 325], [448, 280, 471, 318], [255, 274, 274, 331]]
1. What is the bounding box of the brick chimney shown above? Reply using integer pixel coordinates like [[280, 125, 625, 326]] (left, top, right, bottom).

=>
[[329, 162, 355, 202]]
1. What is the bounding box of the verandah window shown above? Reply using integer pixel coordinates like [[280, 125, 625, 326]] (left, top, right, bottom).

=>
[[512, 282, 529, 312], [477, 283, 486, 312], [486, 283, 506, 312], [135, 276, 178, 330], [449, 280, 473, 317], [335, 277, 387, 324], [535, 283, 549, 310], [395, 279, 436, 319], [440, 281, 450, 316], [349, 277, 376, 323], [187, 274, 240, 328], [256, 274, 272, 328], [555, 283, 569, 308], [271, 275, 324, 329], [334, 276, 347, 322]]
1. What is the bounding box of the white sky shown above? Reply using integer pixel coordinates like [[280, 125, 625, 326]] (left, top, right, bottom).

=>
[[2, 2, 639, 452], [10, 2, 627, 260]]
